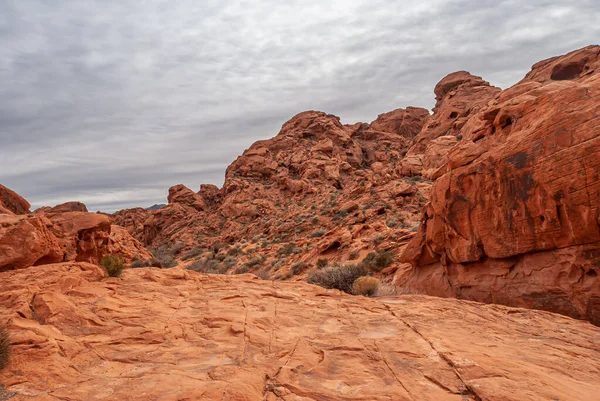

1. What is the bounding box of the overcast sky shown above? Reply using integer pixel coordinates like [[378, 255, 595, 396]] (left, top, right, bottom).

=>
[[1, 0, 599, 212]]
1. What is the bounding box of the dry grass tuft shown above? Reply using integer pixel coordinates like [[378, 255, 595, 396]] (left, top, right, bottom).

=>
[[101, 254, 126, 277], [352, 276, 380, 297]]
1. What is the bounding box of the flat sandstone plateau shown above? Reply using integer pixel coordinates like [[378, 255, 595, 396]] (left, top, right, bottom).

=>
[[1, 263, 599, 400]]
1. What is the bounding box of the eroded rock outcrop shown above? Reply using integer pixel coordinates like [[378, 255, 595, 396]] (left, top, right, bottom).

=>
[[1, 263, 599, 400], [0, 191, 153, 271], [0, 185, 30, 215], [35, 201, 88, 214], [398, 45, 600, 324], [399, 72, 501, 177], [114, 108, 432, 276]]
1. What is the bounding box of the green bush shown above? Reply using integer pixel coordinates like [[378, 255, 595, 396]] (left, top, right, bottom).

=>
[[0, 325, 9, 370], [361, 251, 394, 272], [307, 264, 367, 294], [101, 254, 126, 277]]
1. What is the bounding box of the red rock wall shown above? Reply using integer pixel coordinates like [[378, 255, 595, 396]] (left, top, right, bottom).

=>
[[398, 46, 600, 324]]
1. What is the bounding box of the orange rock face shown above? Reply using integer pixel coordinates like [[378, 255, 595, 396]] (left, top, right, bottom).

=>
[[0, 185, 31, 215], [1, 263, 599, 400], [0, 195, 153, 271], [399, 72, 501, 178], [398, 46, 600, 324], [0, 214, 62, 271], [113, 108, 432, 277], [35, 201, 88, 214]]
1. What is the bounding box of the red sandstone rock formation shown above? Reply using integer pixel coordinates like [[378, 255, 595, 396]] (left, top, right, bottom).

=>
[[113, 108, 432, 278], [399, 72, 500, 178], [398, 45, 600, 325], [0, 185, 30, 215], [1, 263, 599, 400], [0, 189, 152, 271], [35, 201, 88, 214]]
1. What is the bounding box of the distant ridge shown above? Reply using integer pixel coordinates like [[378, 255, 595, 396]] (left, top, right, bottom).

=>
[[146, 204, 166, 211]]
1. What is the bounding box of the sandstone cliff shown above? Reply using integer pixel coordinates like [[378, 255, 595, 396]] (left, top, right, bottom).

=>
[[397, 45, 600, 325]]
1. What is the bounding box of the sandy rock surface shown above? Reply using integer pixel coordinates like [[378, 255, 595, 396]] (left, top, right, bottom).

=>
[[1, 263, 599, 401]]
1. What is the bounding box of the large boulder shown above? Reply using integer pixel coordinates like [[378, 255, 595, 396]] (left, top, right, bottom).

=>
[[168, 184, 206, 211], [0, 214, 63, 271], [398, 46, 600, 325], [36, 201, 88, 214], [0, 184, 31, 215]]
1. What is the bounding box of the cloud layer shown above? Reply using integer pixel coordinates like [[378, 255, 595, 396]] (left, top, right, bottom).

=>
[[1, 0, 599, 211]]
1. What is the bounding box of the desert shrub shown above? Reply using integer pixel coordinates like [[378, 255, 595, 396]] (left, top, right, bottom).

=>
[[215, 253, 227, 262], [149, 246, 178, 268], [291, 262, 307, 275], [227, 245, 244, 256], [101, 254, 126, 277], [307, 264, 367, 294], [244, 255, 266, 268], [348, 250, 359, 260], [271, 258, 287, 271], [130, 259, 149, 268], [170, 243, 185, 255], [333, 210, 348, 220], [386, 218, 398, 228], [254, 269, 271, 280], [181, 247, 204, 260], [374, 284, 400, 297], [223, 256, 238, 268], [316, 258, 329, 269], [309, 228, 327, 238], [277, 243, 301, 257], [409, 222, 420, 232], [0, 325, 10, 370], [234, 264, 251, 274], [352, 276, 380, 297], [187, 258, 227, 274], [370, 234, 385, 247], [404, 175, 424, 185], [361, 251, 393, 272]]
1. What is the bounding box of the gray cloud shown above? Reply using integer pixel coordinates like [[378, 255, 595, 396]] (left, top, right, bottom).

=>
[[0, 0, 598, 211]]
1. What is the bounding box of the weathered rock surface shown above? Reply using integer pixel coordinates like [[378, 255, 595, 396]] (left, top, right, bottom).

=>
[[1, 263, 599, 400], [35, 201, 88, 214], [0, 190, 153, 271], [399, 46, 600, 324], [399, 72, 500, 178], [0, 185, 30, 215], [113, 108, 432, 276], [108, 225, 153, 261], [0, 214, 62, 271]]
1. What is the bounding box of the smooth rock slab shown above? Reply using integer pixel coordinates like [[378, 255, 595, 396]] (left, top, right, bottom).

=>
[[0, 263, 599, 400]]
